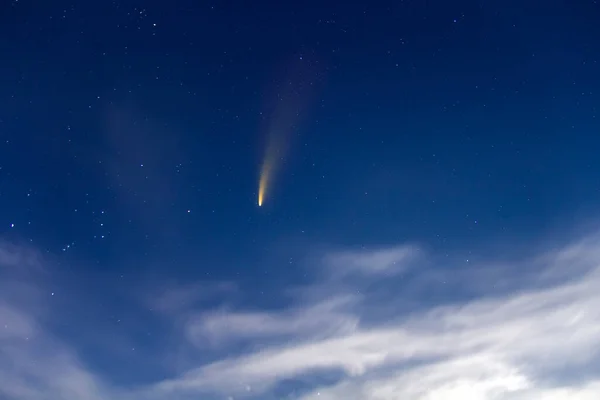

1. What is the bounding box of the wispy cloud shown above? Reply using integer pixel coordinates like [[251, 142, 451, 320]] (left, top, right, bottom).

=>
[[150, 281, 238, 314], [324, 244, 419, 277], [0, 240, 41, 269], [2, 231, 600, 399], [186, 295, 359, 348], [0, 266, 110, 400]]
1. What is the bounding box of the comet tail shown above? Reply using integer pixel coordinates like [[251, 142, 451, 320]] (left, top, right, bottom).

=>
[[256, 57, 319, 207], [258, 159, 271, 206]]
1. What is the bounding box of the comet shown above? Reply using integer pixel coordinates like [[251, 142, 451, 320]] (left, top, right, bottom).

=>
[[256, 57, 321, 207], [256, 114, 295, 207], [256, 95, 291, 208], [258, 131, 283, 206], [257, 133, 280, 207], [258, 161, 269, 206]]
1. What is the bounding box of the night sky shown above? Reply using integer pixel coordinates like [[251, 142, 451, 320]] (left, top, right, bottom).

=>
[[2, 1, 600, 399]]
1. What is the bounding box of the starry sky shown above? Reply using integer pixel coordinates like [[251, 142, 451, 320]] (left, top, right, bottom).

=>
[[2, 1, 600, 399]]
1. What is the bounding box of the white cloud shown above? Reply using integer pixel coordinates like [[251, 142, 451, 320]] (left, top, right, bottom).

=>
[[3, 232, 600, 399], [0, 302, 110, 400], [0, 303, 35, 339], [0, 241, 41, 269], [0, 244, 113, 400], [150, 281, 238, 313], [186, 295, 358, 348], [153, 237, 600, 399], [298, 354, 531, 400], [325, 245, 418, 277]]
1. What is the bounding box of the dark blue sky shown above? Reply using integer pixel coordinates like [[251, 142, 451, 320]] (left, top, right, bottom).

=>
[[1, 1, 600, 399]]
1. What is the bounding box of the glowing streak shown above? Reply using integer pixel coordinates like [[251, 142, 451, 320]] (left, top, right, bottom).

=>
[[256, 57, 319, 207], [258, 158, 271, 207]]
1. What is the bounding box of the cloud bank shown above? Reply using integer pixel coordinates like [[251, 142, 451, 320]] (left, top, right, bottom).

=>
[[2, 231, 600, 399]]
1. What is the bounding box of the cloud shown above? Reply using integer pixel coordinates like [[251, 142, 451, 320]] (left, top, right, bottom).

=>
[[185, 295, 359, 348], [153, 236, 600, 399], [0, 284, 110, 400], [0, 240, 41, 269], [150, 281, 238, 314], [324, 244, 419, 277], [3, 231, 600, 399]]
